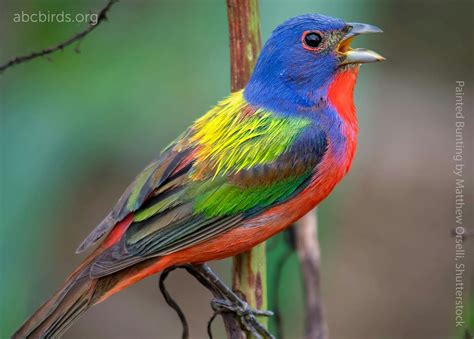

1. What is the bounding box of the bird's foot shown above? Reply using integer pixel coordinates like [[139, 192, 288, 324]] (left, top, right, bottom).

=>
[[210, 298, 274, 339], [182, 264, 274, 338]]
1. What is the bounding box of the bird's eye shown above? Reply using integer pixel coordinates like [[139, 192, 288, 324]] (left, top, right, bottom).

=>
[[302, 31, 323, 51]]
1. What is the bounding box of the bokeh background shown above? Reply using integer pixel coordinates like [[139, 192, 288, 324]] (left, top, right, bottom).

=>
[[1, 0, 473, 338]]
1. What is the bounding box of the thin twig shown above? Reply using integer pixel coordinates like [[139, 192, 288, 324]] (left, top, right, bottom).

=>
[[159, 265, 242, 339], [183, 264, 242, 339], [207, 312, 219, 339], [0, 0, 118, 73], [159, 267, 189, 339]]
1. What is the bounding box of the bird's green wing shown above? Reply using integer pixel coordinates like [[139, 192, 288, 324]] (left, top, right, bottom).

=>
[[75, 136, 193, 253], [81, 91, 327, 277]]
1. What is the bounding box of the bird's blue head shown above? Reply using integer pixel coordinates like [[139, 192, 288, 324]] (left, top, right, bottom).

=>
[[244, 14, 384, 115]]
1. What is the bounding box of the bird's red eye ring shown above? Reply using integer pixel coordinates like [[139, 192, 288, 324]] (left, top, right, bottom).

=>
[[302, 30, 323, 51]]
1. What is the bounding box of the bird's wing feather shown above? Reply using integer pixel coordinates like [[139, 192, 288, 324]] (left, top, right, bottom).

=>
[[75, 141, 193, 253], [79, 91, 327, 277]]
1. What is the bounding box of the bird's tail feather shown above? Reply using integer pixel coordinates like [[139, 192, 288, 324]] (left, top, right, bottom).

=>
[[12, 249, 104, 339], [12, 251, 167, 338], [12, 276, 97, 338]]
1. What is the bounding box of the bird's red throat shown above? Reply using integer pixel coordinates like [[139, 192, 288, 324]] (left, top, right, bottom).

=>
[[327, 66, 359, 128]]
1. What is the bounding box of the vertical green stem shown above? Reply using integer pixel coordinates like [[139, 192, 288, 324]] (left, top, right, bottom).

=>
[[226, 0, 266, 337], [295, 209, 328, 339], [232, 243, 268, 332], [226, 0, 261, 91]]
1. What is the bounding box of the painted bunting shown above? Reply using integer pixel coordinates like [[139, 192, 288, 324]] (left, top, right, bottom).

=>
[[14, 14, 383, 338]]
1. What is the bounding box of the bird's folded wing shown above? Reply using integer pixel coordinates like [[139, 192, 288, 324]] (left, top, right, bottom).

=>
[[77, 92, 328, 278], [75, 137, 194, 253]]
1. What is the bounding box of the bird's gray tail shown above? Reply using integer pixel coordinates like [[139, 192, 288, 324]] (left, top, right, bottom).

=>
[[12, 270, 99, 339], [12, 250, 103, 338]]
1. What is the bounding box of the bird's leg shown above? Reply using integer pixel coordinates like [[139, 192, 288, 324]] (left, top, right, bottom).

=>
[[183, 263, 274, 339]]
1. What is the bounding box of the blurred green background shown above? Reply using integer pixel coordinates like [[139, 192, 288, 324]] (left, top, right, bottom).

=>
[[0, 0, 472, 338]]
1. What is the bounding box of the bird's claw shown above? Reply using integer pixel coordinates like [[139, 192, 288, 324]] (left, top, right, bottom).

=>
[[210, 298, 275, 339]]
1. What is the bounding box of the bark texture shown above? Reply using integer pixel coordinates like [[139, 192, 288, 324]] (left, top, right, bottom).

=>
[[226, 1, 266, 338]]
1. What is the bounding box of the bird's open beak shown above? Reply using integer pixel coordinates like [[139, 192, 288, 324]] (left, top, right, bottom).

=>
[[338, 22, 385, 65]]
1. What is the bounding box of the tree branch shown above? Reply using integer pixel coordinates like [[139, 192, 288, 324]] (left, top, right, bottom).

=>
[[226, 0, 262, 91], [0, 0, 118, 74], [183, 264, 243, 339], [158, 264, 243, 339], [226, 1, 266, 338]]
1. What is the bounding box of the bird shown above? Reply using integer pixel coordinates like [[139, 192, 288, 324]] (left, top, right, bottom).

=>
[[13, 13, 384, 338]]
